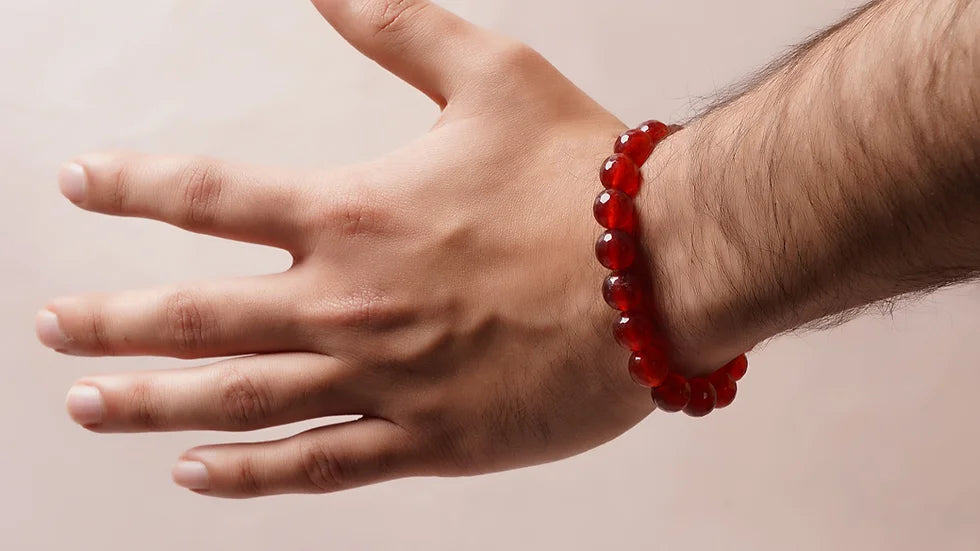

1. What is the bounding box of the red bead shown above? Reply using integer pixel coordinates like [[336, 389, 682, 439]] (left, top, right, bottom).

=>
[[601, 271, 643, 311], [599, 154, 641, 196], [683, 377, 717, 417], [724, 354, 748, 381], [628, 350, 670, 388], [613, 129, 655, 166], [639, 120, 669, 144], [613, 311, 657, 352], [595, 230, 636, 270], [709, 372, 737, 409], [652, 373, 691, 412], [593, 189, 635, 231]]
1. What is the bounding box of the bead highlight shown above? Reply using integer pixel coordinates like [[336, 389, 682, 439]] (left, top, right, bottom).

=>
[[639, 120, 669, 144], [599, 154, 641, 196], [595, 229, 636, 270], [614, 129, 655, 166], [593, 189, 635, 231], [601, 272, 643, 311], [628, 350, 669, 388], [613, 312, 657, 352], [683, 377, 717, 417]]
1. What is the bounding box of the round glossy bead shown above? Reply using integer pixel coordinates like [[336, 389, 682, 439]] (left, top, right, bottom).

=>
[[628, 350, 670, 388], [683, 377, 717, 417], [709, 372, 737, 409], [613, 129, 655, 166], [652, 373, 691, 412], [593, 188, 635, 231], [599, 154, 641, 196], [724, 354, 748, 381], [639, 120, 669, 144], [601, 271, 643, 311], [613, 311, 657, 352], [595, 230, 636, 270]]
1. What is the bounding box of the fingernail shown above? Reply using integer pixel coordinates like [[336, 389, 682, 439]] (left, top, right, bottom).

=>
[[66, 385, 105, 425], [58, 162, 87, 202], [36, 309, 68, 350], [172, 461, 210, 490]]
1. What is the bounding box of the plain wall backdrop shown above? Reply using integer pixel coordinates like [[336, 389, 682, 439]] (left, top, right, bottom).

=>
[[3, 1, 979, 549]]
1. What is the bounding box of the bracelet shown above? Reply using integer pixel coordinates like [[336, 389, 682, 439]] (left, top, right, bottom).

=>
[[593, 120, 749, 417]]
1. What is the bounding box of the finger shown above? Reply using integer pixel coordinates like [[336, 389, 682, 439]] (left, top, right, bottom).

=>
[[311, 0, 487, 105], [37, 274, 308, 359], [64, 353, 368, 432], [58, 152, 312, 251], [173, 418, 415, 497]]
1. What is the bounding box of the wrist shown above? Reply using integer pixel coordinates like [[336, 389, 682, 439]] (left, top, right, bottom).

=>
[[637, 121, 765, 376]]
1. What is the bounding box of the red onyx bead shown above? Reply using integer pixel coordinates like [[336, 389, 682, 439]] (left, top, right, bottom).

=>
[[628, 350, 670, 388], [639, 120, 669, 144], [709, 372, 737, 409], [725, 354, 748, 381], [652, 373, 691, 412], [599, 154, 641, 197], [601, 271, 643, 311], [613, 129, 655, 166], [593, 189, 635, 231], [683, 377, 717, 417], [613, 311, 657, 352], [595, 230, 636, 270]]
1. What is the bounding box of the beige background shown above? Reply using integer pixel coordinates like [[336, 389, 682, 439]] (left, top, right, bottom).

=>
[[3, 1, 979, 549]]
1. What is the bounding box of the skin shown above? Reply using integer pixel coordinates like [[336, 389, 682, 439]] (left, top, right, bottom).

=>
[[641, 0, 980, 370], [37, 0, 980, 498]]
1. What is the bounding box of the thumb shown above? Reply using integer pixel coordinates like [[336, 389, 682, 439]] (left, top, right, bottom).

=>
[[312, 0, 487, 106]]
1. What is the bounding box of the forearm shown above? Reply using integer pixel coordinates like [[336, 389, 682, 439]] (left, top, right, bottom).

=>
[[643, 0, 980, 373]]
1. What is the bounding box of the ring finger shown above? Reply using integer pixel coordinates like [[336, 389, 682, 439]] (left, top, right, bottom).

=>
[[37, 272, 310, 358]]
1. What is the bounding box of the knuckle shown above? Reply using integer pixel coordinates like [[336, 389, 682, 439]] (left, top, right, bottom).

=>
[[299, 443, 349, 493], [313, 187, 386, 240], [103, 159, 137, 213], [363, 0, 426, 39], [488, 40, 545, 73], [217, 365, 272, 429], [163, 290, 214, 354], [128, 381, 166, 429], [234, 455, 263, 496], [336, 290, 383, 327], [85, 303, 113, 355], [310, 290, 407, 331], [338, 194, 368, 238], [176, 158, 224, 228]]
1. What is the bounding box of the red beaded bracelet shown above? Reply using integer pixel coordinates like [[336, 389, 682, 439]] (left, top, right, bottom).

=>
[[594, 120, 749, 417]]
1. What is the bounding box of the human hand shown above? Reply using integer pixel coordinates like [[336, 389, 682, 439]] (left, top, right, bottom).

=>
[[37, 0, 662, 498]]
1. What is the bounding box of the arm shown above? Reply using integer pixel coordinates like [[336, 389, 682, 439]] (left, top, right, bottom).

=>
[[37, 0, 979, 498], [644, 0, 980, 374]]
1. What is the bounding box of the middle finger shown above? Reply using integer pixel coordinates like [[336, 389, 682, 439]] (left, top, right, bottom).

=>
[[65, 352, 370, 432]]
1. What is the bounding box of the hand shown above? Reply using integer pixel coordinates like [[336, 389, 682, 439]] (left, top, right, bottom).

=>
[[37, 0, 656, 498]]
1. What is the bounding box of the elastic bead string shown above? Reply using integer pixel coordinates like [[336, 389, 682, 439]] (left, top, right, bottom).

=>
[[593, 120, 749, 417]]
